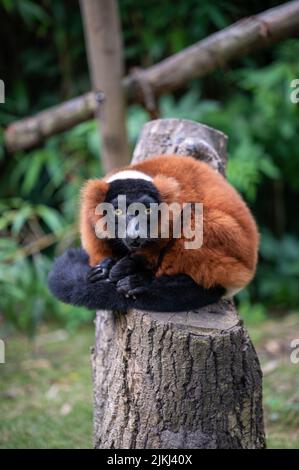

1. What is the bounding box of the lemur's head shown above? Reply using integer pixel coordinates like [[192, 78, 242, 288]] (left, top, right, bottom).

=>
[[105, 170, 161, 252], [81, 168, 180, 254]]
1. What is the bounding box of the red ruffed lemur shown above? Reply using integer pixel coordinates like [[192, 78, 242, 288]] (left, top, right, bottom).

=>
[[48, 154, 259, 312]]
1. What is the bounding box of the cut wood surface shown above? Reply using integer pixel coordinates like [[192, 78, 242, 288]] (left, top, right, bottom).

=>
[[92, 118, 266, 449]]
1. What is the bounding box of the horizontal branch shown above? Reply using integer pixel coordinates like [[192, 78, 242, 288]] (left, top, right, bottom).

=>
[[5, 0, 299, 152]]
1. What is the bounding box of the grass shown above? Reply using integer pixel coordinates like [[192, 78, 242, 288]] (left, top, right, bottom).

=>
[[0, 313, 299, 448], [247, 313, 299, 449], [0, 325, 94, 449]]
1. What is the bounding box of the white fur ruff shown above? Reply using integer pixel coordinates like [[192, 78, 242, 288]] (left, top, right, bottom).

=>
[[107, 170, 152, 183]]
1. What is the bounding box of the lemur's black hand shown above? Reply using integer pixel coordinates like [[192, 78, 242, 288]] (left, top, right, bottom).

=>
[[108, 255, 148, 283], [88, 257, 116, 282], [116, 272, 153, 298]]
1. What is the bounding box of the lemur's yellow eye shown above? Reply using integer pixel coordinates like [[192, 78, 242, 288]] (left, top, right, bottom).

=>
[[114, 208, 123, 216], [145, 207, 152, 215]]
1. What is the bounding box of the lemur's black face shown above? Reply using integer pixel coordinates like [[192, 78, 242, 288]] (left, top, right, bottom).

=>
[[104, 178, 161, 254]]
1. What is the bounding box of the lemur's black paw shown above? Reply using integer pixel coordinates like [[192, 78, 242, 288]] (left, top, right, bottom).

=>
[[116, 273, 151, 298], [109, 255, 146, 283], [88, 257, 116, 282]]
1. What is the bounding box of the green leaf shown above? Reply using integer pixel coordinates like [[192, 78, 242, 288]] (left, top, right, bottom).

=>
[[21, 152, 44, 195], [36, 205, 64, 234], [11, 205, 32, 235]]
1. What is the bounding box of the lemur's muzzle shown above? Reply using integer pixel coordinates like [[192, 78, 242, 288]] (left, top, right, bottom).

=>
[[124, 216, 147, 250]]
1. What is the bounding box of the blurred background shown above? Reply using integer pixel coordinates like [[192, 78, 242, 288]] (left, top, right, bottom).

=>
[[0, 0, 298, 448]]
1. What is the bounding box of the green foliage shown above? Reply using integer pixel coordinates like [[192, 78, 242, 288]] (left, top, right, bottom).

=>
[[257, 231, 299, 309], [0, 121, 101, 334], [238, 300, 267, 327]]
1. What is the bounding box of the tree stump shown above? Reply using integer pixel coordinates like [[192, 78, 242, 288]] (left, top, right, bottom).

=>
[[91, 118, 266, 449]]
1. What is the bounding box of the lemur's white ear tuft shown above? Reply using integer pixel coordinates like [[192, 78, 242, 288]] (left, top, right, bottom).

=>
[[153, 175, 181, 204]]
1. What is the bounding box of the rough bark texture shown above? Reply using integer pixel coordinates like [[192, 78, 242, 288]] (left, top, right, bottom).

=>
[[132, 118, 227, 175], [92, 118, 266, 449], [80, 0, 130, 171], [5, 0, 299, 152]]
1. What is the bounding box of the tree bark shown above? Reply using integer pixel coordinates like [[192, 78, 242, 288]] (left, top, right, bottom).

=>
[[5, 0, 299, 152], [79, 0, 130, 171], [92, 118, 266, 449]]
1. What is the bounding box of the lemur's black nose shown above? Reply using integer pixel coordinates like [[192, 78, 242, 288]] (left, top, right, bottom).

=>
[[126, 236, 141, 249]]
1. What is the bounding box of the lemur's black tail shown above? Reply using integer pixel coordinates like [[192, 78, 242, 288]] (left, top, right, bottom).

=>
[[48, 248, 127, 310]]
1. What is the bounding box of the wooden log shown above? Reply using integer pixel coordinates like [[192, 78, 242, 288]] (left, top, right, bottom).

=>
[[5, 0, 299, 152], [79, 0, 130, 171], [92, 118, 266, 449]]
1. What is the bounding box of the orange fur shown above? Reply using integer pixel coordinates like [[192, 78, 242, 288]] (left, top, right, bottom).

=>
[[80, 179, 113, 265], [80, 155, 259, 291]]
